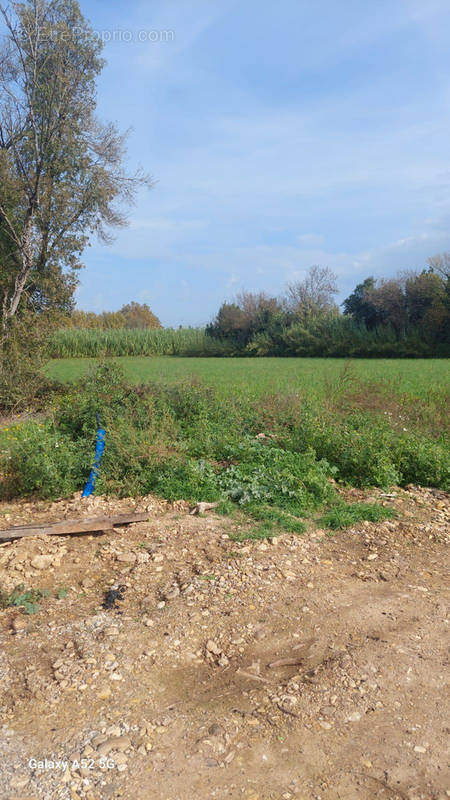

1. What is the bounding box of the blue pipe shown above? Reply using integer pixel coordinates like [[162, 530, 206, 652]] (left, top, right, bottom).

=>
[[82, 414, 106, 498]]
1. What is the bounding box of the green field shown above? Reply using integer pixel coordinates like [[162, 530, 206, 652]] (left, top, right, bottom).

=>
[[45, 356, 449, 399]]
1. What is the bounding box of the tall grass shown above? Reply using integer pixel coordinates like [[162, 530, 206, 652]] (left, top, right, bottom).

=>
[[48, 327, 232, 358]]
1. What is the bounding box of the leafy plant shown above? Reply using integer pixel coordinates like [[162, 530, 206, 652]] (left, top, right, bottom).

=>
[[0, 585, 50, 615]]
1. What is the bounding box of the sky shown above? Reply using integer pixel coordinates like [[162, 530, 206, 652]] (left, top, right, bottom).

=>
[[74, 0, 450, 326]]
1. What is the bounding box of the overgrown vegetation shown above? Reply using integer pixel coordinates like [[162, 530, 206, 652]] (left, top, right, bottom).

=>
[[47, 327, 232, 358], [1, 364, 448, 534]]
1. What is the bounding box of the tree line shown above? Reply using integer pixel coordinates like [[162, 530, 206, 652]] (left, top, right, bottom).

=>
[[206, 262, 450, 357], [65, 302, 162, 330]]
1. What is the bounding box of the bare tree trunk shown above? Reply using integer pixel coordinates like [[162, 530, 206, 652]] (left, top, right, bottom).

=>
[[1, 217, 33, 342]]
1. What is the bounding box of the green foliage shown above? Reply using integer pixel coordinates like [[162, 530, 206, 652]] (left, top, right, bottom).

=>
[[0, 314, 61, 412], [319, 502, 396, 530], [0, 585, 50, 615], [47, 327, 232, 358], [1, 362, 448, 519], [48, 315, 450, 360]]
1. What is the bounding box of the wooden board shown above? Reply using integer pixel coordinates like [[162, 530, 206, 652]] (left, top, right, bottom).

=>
[[0, 512, 149, 541]]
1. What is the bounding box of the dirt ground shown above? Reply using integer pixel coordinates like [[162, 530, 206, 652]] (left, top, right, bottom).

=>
[[0, 486, 448, 800]]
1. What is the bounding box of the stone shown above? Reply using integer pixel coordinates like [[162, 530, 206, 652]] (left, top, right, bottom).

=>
[[97, 736, 131, 756], [414, 745, 427, 753], [30, 554, 53, 570], [105, 725, 121, 737], [92, 735, 108, 748], [116, 553, 136, 564], [104, 627, 119, 637], [9, 776, 30, 789], [97, 687, 112, 700], [163, 586, 180, 600], [346, 712, 362, 722], [11, 616, 27, 633], [112, 752, 128, 766], [206, 640, 221, 656]]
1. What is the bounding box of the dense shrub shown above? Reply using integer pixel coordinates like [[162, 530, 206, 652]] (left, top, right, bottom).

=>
[[1, 364, 448, 510]]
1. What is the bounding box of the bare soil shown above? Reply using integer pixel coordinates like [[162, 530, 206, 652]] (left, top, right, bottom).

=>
[[0, 486, 448, 800]]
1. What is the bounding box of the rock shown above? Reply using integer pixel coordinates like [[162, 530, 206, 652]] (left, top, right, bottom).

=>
[[414, 745, 427, 753], [97, 735, 131, 756], [116, 553, 136, 564], [9, 776, 30, 789], [112, 752, 128, 765], [162, 586, 180, 600], [320, 706, 335, 716], [206, 640, 222, 656], [104, 627, 120, 637], [11, 616, 27, 633], [346, 712, 362, 722], [30, 554, 53, 570], [105, 725, 121, 737], [97, 687, 112, 700], [367, 553, 378, 561], [208, 723, 222, 737], [92, 735, 108, 748], [319, 721, 332, 730], [190, 502, 218, 516]]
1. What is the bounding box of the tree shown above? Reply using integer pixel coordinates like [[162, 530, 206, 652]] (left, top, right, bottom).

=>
[[365, 279, 407, 334], [0, 0, 151, 340], [206, 302, 251, 346], [427, 252, 450, 280], [285, 266, 338, 323], [119, 302, 162, 329], [342, 276, 380, 328]]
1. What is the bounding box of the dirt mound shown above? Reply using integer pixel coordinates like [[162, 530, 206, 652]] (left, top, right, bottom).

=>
[[0, 487, 448, 800]]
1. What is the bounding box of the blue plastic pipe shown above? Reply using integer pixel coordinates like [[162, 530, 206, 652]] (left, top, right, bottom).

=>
[[82, 414, 106, 498]]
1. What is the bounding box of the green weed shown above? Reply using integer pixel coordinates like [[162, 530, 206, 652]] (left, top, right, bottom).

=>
[[0, 585, 50, 615], [319, 502, 396, 530]]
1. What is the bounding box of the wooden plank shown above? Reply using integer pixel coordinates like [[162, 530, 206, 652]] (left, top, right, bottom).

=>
[[0, 512, 149, 541]]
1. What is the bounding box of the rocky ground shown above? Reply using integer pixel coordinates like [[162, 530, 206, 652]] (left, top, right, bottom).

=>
[[0, 486, 448, 800]]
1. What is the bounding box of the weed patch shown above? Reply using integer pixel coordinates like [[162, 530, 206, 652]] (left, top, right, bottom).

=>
[[319, 502, 396, 530], [0, 585, 50, 615], [0, 363, 448, 526]]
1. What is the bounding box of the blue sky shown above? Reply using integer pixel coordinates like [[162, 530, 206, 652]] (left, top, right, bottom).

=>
[[76, 0, 450, 326]]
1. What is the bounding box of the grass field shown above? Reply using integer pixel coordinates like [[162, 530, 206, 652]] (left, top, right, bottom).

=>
[[44, 356, 450, 400]]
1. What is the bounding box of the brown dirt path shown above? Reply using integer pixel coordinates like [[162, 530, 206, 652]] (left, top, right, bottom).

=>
[[0, 486, 448, 800]]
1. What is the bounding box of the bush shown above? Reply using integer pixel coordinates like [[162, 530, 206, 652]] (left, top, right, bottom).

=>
[[1, 363, 448, 510], [0, 315, 58, 412]]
